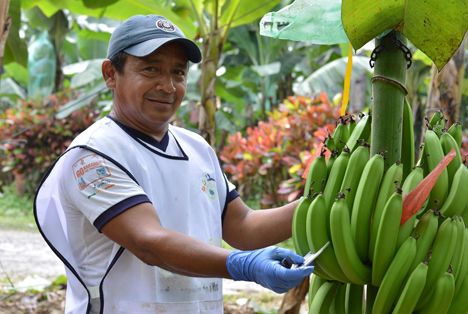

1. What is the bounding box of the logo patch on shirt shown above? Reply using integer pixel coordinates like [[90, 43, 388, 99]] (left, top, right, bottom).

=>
[[156, 20, 176, 33], [72, 154, 112, 191], [201, 174, 217, 201]]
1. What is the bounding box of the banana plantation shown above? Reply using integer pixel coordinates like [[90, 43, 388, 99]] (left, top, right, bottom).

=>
[[1, 0, 468, 313]]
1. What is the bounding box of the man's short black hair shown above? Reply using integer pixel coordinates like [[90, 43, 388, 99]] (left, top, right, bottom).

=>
[[109, 51, 128, 74]]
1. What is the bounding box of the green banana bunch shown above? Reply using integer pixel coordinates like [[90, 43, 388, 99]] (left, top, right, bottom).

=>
[[401, 98, 415, 181], [306, 193, 350, 283], [345, 284, 363, 314], [448, 122, 463, 149], [308, 274, 327, 308], [392, 262, 428, 314], [415, 217, 457, 310], [455, 227, 468, 296], [448, 272, 468, 314], [440, 131, 463, 188], [372, 236, 417, 314], [323, 148, 351, 237], [330, 194, 371, 285], [395, 166, 424, 252], [333, 117, 349, 153], [439, 163, 468, 218], [312, 264, 335, 281], [308, 280, 338, 314], [345, 112, 371, 153], [369, 162, 403, 263], [340, 143, 370, 216], [303, 148, 328, 198], [423, 129, 449, 209], [350, 152, 385, 263], [450, 216, 465, 281], [372, 190, 404, 287], [419, 270, 455, 314], [292, 195, 314, 256], [330, 283, 346, 314]]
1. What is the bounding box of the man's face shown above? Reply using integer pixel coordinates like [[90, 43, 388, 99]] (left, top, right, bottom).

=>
[[111, 41, 189, 137]]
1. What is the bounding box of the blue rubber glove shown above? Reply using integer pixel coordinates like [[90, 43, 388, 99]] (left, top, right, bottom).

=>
[[226, 246, 314, 294]]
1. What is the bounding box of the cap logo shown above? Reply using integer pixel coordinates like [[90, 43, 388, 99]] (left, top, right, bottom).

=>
[[156, 20, 176, 33]]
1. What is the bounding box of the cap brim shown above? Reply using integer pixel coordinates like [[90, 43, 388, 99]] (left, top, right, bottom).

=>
[[123, 37, 202, 63]]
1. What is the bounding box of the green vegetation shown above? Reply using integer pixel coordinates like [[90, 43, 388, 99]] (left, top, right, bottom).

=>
[[0, 183, 36, 230]]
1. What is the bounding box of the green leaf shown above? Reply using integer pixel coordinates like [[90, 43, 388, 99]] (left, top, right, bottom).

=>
[[413, 49, 432, 67], [69, 60, 106, 88], [220, 0, 282, 30], [0, 78, 27, 100], [4, 0, 27, 67], [55, 81, 108, 119], [77, 29, 109, 60], [251, 62, 281, 77], [82, 0, 120, 9], [3, 62, 29, 87], [342, 0, 468, 71], [288, 164, 302, 174]]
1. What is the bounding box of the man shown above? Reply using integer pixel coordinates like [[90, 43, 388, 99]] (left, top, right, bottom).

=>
[[34, 14, 313, 314]]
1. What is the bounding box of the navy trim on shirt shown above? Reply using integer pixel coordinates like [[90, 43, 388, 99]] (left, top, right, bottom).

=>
[[94, 194, 151, 232], [106, 115, 169, 152]]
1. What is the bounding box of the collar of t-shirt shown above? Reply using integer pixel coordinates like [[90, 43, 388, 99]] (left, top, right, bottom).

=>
[[106, 115, 169, 152]]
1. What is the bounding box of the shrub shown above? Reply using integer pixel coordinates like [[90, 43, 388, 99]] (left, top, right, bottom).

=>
[[0, 90, 100, 194], [220, 93, 341, 207]]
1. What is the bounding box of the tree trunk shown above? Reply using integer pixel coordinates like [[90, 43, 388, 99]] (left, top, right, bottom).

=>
[[277, 276, 310, 314], [425, 32, 468, 127], [0, 0, 11, 88]]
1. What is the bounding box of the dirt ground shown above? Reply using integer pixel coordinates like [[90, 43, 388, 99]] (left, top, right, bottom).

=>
[[0, 229, 293, 313]]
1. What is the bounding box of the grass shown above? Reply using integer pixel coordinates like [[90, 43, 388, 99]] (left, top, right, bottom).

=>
[[0, 183, 36, 231]]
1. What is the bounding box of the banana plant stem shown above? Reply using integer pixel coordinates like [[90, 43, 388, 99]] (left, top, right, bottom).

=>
[[370, 30, 408, 170]]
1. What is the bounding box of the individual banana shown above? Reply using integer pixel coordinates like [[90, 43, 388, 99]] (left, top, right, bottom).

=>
[[345, 284, 363, 314], [350, 152, 385, 263], [419, 270, 455, 314], [323, 148, 351, 237], [324, 129, 336, 153], [433, 120, 444, 138], [306, 193, 351, 283], [347, 114, 357, 135], [455, 227, 468, 296], [401, 98, 415, 182], [303, 148, 328, 198], [448, 272, 468, 314], [313, 263, 336, 281], [372, 236, 417, 314], [407, 209, 440, 278], [415, 217, 457, 310], [333, 117, 350, 153], [340, 143, 370, 217], [448, 121, 463, 149], [439, 163, 468, 218], [428, 110, 445, 129], [440, 131, 463, 189], [326, 150, 339, 179], [292, 195, 314, 256], [423, 129, 449, 209], [308, 280, 338, 314], [330, 283, 346, 314], [330, 194, 372, 285], [369, 161, 403, 262], [346, 112, 371, 153], [450, 216, 465, 281], [395, 166, 424, 252], [308, 274, 327, 308], [392, 262, 428, 314], [372, 190, 404, 287]]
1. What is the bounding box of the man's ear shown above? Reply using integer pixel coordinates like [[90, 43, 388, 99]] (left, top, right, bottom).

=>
[[102, 60, 117, 89]]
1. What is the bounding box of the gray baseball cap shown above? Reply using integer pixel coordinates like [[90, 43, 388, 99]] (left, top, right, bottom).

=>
[[106, 15, 202, 63]]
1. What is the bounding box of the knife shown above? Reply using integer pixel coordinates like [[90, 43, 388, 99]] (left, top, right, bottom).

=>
[[281, 241, 330, 269]]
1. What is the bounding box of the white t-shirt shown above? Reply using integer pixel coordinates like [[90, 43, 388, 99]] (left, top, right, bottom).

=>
[[58, 126, 237, 291]]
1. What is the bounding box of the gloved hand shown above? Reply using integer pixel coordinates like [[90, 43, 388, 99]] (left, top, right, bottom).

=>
[[226, 246, 314, 294]]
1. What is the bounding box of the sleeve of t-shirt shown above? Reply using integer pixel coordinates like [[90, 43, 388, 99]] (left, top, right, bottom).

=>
[[60, 148, 151, 232]]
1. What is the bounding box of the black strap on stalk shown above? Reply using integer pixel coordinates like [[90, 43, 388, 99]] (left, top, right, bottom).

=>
[[369, 32, 412, 69]]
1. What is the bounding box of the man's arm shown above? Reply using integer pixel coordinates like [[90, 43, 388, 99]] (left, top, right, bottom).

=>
[[101, 202, 232, 278], [222, 197, 300, 250]]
